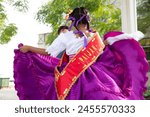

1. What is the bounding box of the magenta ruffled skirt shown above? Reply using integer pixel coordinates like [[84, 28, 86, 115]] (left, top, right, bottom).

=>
[[14, 37, 149, 100]]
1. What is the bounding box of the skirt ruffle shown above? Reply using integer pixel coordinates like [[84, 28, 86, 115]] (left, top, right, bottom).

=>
[[13, 39, 149, 100]]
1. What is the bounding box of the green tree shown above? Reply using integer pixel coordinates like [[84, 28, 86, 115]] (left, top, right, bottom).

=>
[[0, 0, 28, 44], [137, 0, 150, 34], [36, 0, 121, 44]]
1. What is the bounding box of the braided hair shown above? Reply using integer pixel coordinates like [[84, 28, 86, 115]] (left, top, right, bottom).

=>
[[68, 7, 90, 30], [67, 7, 91, 47]]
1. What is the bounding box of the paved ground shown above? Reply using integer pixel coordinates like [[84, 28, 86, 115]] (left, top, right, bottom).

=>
[[0, 82, 18, 100], [0, 73, 150, 100]]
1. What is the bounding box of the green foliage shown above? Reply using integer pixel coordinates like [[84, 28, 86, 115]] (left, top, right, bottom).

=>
[[36, 0, 121, 44], [144, 86, 150, 100], [0, 23, 17, 44], [137, 0, 150, 33], [0, 3, 7, 26], [6, 0, 28, 12], [0, 0, 28, 44], [140, 38, 150, 46]]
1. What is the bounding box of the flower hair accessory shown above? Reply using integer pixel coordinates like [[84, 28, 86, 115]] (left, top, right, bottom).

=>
[[64, 9, 73, 20]]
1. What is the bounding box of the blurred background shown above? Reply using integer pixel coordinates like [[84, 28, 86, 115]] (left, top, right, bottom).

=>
[[0, 0, 149, 99]]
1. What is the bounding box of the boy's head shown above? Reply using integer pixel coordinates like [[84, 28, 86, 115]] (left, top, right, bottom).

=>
[[58, 26, 68, 35]]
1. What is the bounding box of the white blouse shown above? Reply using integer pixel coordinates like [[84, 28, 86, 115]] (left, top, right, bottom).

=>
[[45, 31, 95, 57], [46, 31, 144, 57]]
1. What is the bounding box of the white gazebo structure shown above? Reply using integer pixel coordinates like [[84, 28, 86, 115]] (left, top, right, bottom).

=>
[[121, 0, 137, 33]]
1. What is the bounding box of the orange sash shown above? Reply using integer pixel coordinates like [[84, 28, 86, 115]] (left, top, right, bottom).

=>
[[54, 32, 105, 100]]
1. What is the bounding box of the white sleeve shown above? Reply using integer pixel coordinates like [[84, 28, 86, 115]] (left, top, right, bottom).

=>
[[45, 33, 66, 57], [106, 31, 144, 45], [106, 34, 132, 45], [129, 31, 144, 41]]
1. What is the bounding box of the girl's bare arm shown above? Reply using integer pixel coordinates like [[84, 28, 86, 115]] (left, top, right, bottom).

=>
[[19, 45, 49, 55]]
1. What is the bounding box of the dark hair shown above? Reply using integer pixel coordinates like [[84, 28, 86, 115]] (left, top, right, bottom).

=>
[[69, 7, 90, 30], [57, 25, 68, 35]]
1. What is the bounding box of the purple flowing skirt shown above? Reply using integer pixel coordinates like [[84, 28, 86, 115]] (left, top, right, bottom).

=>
[[14, 39, 149, 100]]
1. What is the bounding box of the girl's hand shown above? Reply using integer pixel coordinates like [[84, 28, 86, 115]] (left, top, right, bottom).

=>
[[19, 45, 30, 53], [103, 40, 108, 45]]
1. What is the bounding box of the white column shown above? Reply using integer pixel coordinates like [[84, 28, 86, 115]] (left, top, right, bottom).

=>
[[121, 0, 137, 33]]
